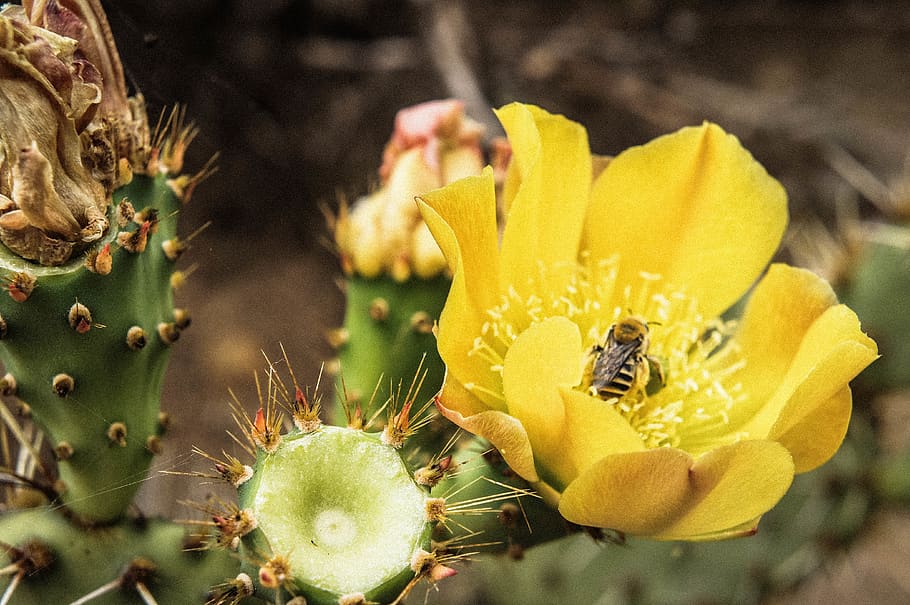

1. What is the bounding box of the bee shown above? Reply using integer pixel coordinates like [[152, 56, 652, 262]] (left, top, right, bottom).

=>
[[591, 315, 664, 401]]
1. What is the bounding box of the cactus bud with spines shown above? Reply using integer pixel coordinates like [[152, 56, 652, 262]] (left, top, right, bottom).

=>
[[329, 100, 487, 423]]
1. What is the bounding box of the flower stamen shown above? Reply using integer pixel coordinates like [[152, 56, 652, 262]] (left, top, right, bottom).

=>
[[471, 253, 749, 453]]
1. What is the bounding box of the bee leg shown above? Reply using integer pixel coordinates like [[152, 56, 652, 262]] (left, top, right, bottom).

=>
[[647, 355, 667, 387], [630, 356, 651, 402], [583, 344, 604, 395]]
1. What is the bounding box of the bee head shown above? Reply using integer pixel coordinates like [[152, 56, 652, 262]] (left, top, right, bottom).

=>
[[612, 315, 649, 344]]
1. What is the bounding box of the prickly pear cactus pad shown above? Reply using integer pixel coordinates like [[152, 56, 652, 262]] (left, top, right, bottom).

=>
[[0, 2, 242, 603], [0, 507, 239, 604], [0, 174, 186, 523], [0, 1, 207, 523]]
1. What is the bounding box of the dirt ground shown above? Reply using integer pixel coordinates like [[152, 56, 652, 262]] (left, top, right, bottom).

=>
[[95, 1, 910, 603]]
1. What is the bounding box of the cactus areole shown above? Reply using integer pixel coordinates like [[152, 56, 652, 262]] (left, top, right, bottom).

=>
[[238, 426, 433, 603]]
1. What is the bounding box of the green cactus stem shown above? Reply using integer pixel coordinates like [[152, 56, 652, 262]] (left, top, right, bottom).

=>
[[870, 444, 910, 506], [841, 235, 910, 391], [331, 274, 448, 425], [0, 507, 239, 604], [0, 173, 186, 523]]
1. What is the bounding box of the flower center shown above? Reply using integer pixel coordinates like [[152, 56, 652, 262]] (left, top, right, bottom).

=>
[[468, 253, 749, 454]]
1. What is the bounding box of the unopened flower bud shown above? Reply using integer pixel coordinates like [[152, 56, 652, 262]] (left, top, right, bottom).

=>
[[333, 100, 485, 281]]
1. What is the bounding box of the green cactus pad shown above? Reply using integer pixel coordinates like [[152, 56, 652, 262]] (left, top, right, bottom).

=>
[[0, 174, 183, 523], [0, 507, 239, 604], [334, 275, 448, 413], [842, 239, 910, 390]]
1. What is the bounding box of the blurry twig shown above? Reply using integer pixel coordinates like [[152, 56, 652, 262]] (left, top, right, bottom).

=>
[[825, 143, 910, 220], [518, 19, 908, 162], [412, 0, 503, 138]]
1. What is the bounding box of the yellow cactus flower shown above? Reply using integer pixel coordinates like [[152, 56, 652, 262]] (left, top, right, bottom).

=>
[[417, 103, 878, 541]]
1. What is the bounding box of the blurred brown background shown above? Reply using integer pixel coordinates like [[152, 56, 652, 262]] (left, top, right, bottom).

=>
[[100, 1, 910, 602]]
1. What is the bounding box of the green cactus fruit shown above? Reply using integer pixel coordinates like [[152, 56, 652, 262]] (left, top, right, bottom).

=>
[[194, 357, 574, 605], [236, 425, 433, 604], [0, 507, 239, 604], [0, 174, 187, 523], [199, 377, 453, 605]]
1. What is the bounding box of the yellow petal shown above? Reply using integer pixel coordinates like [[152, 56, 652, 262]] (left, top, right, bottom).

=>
[[558, 447, 696, 535], [502, 317, 581, 487], [652, 440, 793, 540], [495, 103, 591, 296], [666, 517, 762, 542], [584, 123, 787, 319], [418, 169, 504, 409], [559, 440, 793, 539], [734, 264, 838, 409], [771, 387, 852, 474], [559, 387, 645, 479], [741, 303, 877, 471], [437, 373, 495, 418], [435, 393, 539, 482]]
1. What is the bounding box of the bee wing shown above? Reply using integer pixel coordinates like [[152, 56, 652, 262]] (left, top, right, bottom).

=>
[[592, 335, 641, 387]]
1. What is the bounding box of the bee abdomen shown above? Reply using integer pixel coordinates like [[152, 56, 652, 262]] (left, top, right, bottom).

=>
[[595, 362, 637, 399]]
